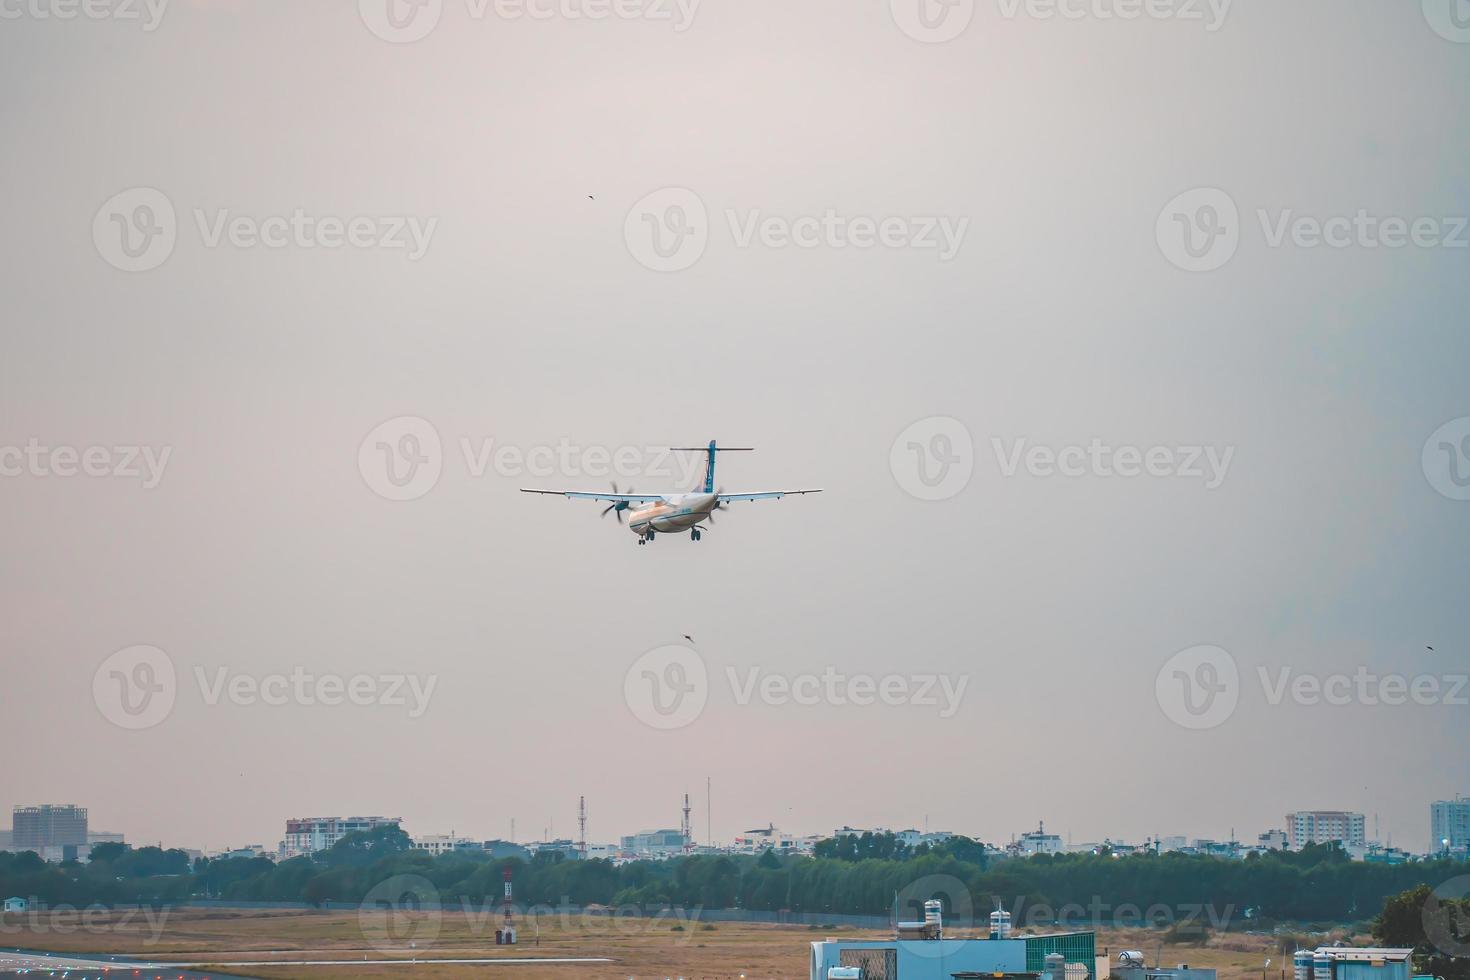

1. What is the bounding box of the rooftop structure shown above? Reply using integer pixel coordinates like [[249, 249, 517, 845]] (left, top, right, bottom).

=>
[[1012, 821, 1063, 856]]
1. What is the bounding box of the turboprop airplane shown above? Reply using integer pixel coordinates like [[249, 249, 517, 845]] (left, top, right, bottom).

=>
[[520, 440, 822, 545]]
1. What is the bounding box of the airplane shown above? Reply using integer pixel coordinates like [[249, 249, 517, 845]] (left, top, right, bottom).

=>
[[521, 440, 822, 545]]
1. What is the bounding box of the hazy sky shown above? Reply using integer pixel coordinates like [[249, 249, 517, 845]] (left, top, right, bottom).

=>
[[2, 0, 1468, 856]]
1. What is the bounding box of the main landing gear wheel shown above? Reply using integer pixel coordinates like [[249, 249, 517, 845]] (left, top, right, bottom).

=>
[[691, 529, 702, 542]]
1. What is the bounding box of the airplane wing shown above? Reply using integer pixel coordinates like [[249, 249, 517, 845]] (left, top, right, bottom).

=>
[[717, 490, 824, 503], [520, 489, 665, 503]]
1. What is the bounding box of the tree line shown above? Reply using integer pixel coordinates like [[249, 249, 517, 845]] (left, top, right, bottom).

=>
[[2, 830, 1467, 932]]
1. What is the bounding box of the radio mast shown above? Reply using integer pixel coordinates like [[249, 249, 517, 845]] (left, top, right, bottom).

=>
[[682, 792, 693, 853]]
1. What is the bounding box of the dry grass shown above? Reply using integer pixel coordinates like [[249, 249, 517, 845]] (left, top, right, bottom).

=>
[[0, 908, 1364, 980], [1, 908, 828, 978]]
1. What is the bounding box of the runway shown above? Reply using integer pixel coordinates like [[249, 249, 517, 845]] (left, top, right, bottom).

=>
[[1, 946, 258, 978], [2, 946, 614, 976]]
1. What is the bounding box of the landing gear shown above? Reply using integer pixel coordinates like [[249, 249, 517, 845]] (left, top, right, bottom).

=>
[[691, 529, 702, 542]]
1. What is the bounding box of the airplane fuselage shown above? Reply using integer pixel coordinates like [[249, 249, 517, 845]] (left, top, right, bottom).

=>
[[627, 492, 718, 536], [519, 440, 821, 545]]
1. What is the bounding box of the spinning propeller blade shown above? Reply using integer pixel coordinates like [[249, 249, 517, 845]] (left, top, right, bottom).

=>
[[600, 483, 633, 524]]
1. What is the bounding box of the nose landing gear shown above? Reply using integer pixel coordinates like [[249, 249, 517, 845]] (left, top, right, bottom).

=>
[[691, 528, 703, 542]]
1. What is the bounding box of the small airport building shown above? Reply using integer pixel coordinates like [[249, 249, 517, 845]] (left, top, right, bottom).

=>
[[810, 903, 1098, 980], [1294, 947, 1416, 980]]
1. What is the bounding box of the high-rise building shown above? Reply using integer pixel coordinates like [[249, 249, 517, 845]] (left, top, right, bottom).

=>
[[281, 816, 400, 857], [12, 805, 88, 850], [619, 829, 687, 858], [1431, 797, 1470, 853], [1285, 811, 1365, 849]]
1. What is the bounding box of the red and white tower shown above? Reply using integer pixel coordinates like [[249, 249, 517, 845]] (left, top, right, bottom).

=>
[[497, 865, 517, 945]]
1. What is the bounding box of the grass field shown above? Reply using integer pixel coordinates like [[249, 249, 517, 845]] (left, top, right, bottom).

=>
[[0, 907, 1356, 980]]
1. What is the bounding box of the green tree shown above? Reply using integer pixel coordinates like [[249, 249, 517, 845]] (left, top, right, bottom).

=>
[[321, 825, 412, 869], [1373, 884, 1470, 980], [88, 841, 128, 864]]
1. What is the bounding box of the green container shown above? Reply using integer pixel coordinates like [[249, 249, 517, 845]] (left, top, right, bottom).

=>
[[1025, 932, 1098, 976]]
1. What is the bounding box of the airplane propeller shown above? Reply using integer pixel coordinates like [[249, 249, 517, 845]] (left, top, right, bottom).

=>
[[601, 483, 633, 524], [707, 487, 730, 525]]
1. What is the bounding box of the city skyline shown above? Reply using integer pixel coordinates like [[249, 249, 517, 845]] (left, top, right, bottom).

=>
[[5, 796, 1462, 859]]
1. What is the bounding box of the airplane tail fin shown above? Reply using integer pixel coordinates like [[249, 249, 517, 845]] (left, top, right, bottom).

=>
[[669, 440, 753, 492]]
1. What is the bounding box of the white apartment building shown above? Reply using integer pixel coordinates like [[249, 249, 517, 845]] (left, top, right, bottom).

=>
[[280, 816, 401, 856], [1431, 797, 1470, 853], [731, 825, 818, 855], [1286, 811, 1365, 849], [412, 834, 481, 856]]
